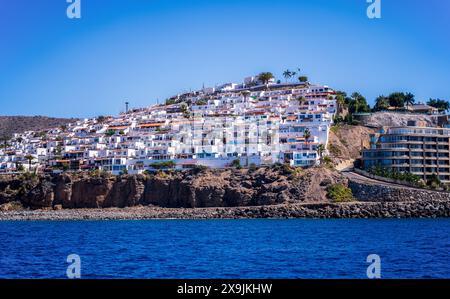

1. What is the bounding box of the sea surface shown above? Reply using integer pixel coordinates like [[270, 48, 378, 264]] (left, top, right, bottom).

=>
[[0, 219, 449, 278]]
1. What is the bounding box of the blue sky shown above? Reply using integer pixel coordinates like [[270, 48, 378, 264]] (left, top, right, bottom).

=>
[[0, 0, 449, 118]]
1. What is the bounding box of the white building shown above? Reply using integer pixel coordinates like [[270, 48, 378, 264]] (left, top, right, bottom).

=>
[[0, 75, 337, 175]]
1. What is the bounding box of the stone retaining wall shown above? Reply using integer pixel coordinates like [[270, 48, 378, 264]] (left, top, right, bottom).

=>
[[349, 180, 450, 202]]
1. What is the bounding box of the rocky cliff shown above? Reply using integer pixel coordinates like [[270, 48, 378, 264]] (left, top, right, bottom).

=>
[[0, 166, 347, 210], [328, 125, 376, 165]]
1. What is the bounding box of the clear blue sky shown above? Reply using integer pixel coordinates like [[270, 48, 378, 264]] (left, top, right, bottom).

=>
[[0, 0, 449, 118]]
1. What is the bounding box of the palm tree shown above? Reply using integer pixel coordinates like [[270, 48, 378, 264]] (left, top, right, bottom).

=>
[[291, 71, 297, 80], [374, 95, 390, 112], [316, 144, 325, 163], [404, 92, 415, 109], [297, 96, 307, 105], [303, 128, 311, 146], [241, 90, 251, 102], [283, 70, 292, 82], [24, 155, 34, 171], [335, 94, 347, 115], [180, 103, 190, 119]]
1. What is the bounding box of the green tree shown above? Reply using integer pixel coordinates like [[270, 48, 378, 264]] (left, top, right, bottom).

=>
[[180, 102, 190, 118], [427, 173, 441, 189], [297, 96, 307, 104], [373, 95, 390, 112], [404, 92, 415, 108], [348, 92, 370, 114], [335, 93, 347, 114], [105, 130, 115, 137], [316, 144, 325, 163], [388, 92, 406, 108], [298, 76, 308, 83], [427, 98, 450, 112], [283, 69, 292, 82], [230, 159, 241, 168], [257, 72, 275, 87], [165, 98, 177, 105], [97, 115, 107, 123], [303, 128, 311, 145]]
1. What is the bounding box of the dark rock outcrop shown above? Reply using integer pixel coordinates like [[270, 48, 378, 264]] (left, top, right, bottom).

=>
[[1, 167, 449, 219], [0, 167, 345, 209]]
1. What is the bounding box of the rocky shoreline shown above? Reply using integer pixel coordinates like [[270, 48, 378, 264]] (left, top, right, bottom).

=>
[[2, 166, 450, 220], [1, 199, 449, 220], [0, 166, 346, 209]]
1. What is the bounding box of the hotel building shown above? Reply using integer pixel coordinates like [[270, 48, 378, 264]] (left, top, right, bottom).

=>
[[361, 121, 450, 183]]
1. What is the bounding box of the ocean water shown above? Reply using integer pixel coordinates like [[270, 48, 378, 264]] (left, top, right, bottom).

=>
[[0, 219, 449, 279]]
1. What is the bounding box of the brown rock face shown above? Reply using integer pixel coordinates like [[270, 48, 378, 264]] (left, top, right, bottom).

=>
[[143, 174, 194, 207], [70, 177, 113, 208], [24, 180, 55, 208], [103, 175, 146, 208], [53, 174, 73, 208], [0, 166, 349, 209]]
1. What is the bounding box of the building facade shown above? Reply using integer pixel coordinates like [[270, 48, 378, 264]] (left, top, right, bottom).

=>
[[0, 76, 337, 175], [361, 124, 450, 183]]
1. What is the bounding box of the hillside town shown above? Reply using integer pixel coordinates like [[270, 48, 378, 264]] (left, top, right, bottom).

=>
[[0, 74, 337, 175]]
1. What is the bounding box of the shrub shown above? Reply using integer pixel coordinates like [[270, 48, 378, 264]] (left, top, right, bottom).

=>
[[156, 171, 169, 178], [230, 159, 241, 169], [281, 163, 295, 175], [89, 169, 111, 178], [330, 125, 339, 134], [143, 170, 155, 179], [105, 130, 115, 137], [270, 162, 283, 171], [322, 156, 333, 166], [192, 165, 208, 174], [16, 163, 25, 172], [195, 99, 208, 106], [368, 166, 420, 185], [328, 143, 341, 156], [327, 184, 354, 202], [149, 161, 176, 170], [426, 174, 441, 189]]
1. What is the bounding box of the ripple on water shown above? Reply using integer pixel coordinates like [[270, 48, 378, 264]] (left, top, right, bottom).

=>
[[0, 219, 449, 278]]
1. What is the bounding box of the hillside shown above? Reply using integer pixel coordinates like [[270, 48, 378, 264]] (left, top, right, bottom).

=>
[[357, 111, 445, 127], [0, 116, 77, 139], [328, 125, 376, 165]]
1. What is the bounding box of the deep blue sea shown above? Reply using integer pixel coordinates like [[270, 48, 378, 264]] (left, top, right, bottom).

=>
[[0, 219, 449, 278]]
